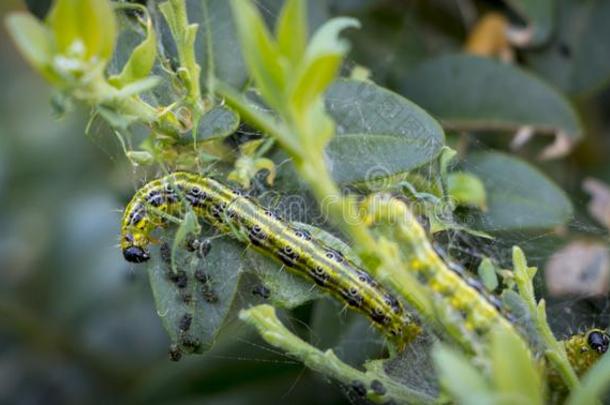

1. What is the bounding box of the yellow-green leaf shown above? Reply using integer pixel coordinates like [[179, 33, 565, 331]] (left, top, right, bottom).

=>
[[490, 328, 543, 404], [275, 0, 307, 67], [230, 0, 286, 113], [291, 53, 342, 116], [48, 0, 117, 61], [5, 13, 55, 81], [110, 14, 156, 88], [447, 171, 487, 210]]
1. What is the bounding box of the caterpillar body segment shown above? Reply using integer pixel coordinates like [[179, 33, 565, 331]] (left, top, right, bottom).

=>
[[366, 194, 519, 342], [121, 172, 419, 347]]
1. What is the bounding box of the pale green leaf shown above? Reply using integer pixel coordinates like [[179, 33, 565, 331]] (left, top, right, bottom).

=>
[[275, 0, 307, 66], [47, 0, 79, 54], [291, 53, 342, 115], [110, 14, 157, 88], [433, 343, 492, 405], [5, 13, 55, 81], [490, 328, 543, 404], [477, 258, 499, 291], [230, 0, 286, 112], [305, 17, 360, 62], [48, 0, 117, 61], [447, 171, 487, 210]]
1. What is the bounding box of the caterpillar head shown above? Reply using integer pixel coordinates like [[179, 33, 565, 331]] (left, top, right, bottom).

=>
[[122, 232, 150, 263], [587, 329, 610, 354]]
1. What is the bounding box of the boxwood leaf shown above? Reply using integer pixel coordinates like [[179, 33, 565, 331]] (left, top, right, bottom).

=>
[[401, 54, 582, 146], [325, 79, 445, 185], [463, 152, 573, 231], [523, 0, 610, 96]]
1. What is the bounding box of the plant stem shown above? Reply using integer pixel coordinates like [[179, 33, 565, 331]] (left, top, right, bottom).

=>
[[159, 0, 202, 110], [240, 304, 436, 404], [513, 247, 580, 390]]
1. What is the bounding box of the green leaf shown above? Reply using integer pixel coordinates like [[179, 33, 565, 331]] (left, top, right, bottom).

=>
[[291, 53, 343, 117], [180, 105, 240, 143], [305, 17, 360, 62], [324, 79, 445, 185], [463, 152, 573, 232], [477, 258, 499, 292], [110, 13, 157, 88], [433, 344, 492, 405], [505, 0, 554, 46], [159, 0, 201, 103], [185, 0, 248, 89], [48, 0, 117, 61], [230, 0, 286, 112], [145, 229, 244, 353], [447, 171, 487, 210], [524, 0, 610, 96], [244, 250, 324, 309], [310, 299, 383, 367], [401, 54, 582, 142], [275, 0, 307, 66], [490, 328, 543, 404], [290, 17, 359, 117], [5, 13, 55, 81]]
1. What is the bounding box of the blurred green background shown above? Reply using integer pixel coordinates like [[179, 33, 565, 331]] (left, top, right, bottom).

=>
[[0, 2, 339, 404], [2, 0, 610, 404]]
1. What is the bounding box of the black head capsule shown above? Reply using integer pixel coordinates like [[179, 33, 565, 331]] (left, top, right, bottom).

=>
[[588, 330, 610, 354], [123, 246, 150, 263]]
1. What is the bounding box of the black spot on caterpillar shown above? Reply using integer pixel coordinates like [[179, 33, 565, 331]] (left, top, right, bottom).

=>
[[121, 172, 419, 347]]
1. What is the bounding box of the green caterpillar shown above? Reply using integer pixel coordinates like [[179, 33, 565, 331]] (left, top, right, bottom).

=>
[[120, 172, 420, 347]]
